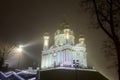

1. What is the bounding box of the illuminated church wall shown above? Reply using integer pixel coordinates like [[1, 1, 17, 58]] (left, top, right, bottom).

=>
[[41, 22, 87, 69]]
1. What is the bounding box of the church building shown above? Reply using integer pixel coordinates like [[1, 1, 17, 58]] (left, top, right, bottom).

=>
[[41, 22, 87, 69]]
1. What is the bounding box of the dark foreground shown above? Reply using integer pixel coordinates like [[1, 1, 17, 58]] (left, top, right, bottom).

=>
[[40, 69, 108, 80], [0, 68, 108, 80]]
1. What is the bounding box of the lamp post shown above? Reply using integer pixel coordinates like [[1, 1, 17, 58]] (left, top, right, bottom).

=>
[[36, 60, 40, 80], [17, 45, 23, 69], [36, 54, 41, 80]]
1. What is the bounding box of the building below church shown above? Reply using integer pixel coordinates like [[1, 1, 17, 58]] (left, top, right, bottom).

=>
[[41, 22, 87, 69]]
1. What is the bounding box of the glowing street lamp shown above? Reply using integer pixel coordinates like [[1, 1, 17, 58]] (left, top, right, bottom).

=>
[[17, 45, 23, 53], [17, 45, 23, 69]]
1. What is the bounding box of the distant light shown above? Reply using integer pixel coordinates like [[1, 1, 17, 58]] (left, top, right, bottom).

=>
[[17, 47, 22, 53], [17, 45, 23, 53]]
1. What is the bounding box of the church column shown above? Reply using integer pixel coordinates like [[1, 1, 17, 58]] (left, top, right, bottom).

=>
[[59, 51, 62, 66], [50, 54, 52, 67], [45, 55, 47, 68], [67, 50, 70, 63], [58, 52, 60, 66], [44, 55, 46, 68], [49, 54, 51, 67], [48, 54, 50, 67], [66, 49, 70, 65], [70, 50, 72, 66], [65, 50, 67, 63], [41, 54, 43, 68], [61, 50, 64, 66], [56, 52, 58, 66], [46, 54, 48, 68], [63, 50, 65, 64], [43, 55, 45, 68], [51, 53, 53, 67]]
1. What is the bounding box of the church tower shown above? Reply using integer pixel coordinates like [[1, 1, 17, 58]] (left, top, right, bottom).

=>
[[43, 33, 50, 50]]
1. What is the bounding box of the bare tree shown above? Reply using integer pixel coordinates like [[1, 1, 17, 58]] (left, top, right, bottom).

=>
[[80, 0, 120, 79], [0, 41, 16, 68]]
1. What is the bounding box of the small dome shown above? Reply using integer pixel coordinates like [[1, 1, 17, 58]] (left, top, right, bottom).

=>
[[44, 32, 49, 36], [55, 29, 61, 35], [79, 34, 84, 38]]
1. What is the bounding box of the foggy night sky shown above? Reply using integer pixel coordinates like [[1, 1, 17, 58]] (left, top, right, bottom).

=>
[[0, 0, 118, 80]]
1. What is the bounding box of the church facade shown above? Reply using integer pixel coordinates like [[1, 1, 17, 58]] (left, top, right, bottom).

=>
[[41, 22, 87, 69]]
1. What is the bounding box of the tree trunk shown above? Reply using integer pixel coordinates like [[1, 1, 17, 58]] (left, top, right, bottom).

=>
[[113, 37, 120, 80]]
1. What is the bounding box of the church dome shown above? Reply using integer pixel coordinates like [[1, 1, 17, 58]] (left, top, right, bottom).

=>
[[55, 29, 61, 35]]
